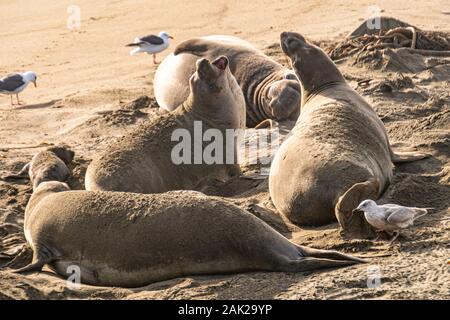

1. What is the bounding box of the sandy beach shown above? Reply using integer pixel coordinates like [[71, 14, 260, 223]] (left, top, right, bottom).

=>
[[0, 0, 449, 299]]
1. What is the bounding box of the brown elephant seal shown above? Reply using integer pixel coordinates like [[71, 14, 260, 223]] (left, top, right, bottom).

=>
[[3, 146, 74, 190], [17, 181, 365, 287], [269, 32, 427, 237], [85, 56, 246, 193], [154, 35, 301, 127]]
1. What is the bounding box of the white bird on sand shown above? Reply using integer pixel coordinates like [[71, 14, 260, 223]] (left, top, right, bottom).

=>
[[353, 200, 431, 242], [0, 71, 37, 106], [126, 31, 174, 64]]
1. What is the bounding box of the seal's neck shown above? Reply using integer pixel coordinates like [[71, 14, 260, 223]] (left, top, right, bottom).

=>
[[301, 80, 343, 107], [294, 52, 346, 108], [181, 94, 240, 130]]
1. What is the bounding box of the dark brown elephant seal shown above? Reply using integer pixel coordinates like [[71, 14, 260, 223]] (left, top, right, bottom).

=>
[[154, 35, 301, 127], [3, 146, 74, 190], [269, 32, 427, 237], [17, 180, 365, 287], [85, 56, 246, 193]]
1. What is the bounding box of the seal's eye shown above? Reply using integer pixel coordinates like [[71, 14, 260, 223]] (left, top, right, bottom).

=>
[[284, 73, 297, 80], [208, 83, 221, 93]]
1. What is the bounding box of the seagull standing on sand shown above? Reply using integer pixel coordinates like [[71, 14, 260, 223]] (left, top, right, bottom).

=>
[[0, 71, 37, 106], [353, 200, 430, 242], [126, 31, 174, 64]]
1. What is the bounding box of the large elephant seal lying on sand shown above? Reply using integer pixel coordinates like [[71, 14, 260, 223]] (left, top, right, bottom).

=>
[[3, 146, 74, 190], [17, 179, 364, 287], [154, 35, 301, 127], [85, 56, 245, 193], [269, 32, 427, 237]]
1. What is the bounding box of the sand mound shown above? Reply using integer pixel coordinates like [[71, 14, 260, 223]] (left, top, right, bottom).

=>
[[327, 17, 450, 72]]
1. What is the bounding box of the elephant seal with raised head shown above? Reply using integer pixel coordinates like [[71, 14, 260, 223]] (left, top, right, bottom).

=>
[[17, 182, 365, 288], [85, 56, 246, 194], [269, 32, 427, 237], [154, 35, 301, 127]]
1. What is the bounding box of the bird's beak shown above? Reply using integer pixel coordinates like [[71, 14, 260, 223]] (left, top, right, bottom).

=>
[[32, 80, 37, 88], [352, 208, 362, 215], [169, 36, 174, 39]]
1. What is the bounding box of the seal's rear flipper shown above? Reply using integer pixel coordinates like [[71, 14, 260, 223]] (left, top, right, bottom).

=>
[[391, 151, 430, 163], [2, 162, 30, 181], [174, 38, 211, 56], [280, 257, 363, 272], [335, 180, 379, 239], [297, 245, 367, 263]]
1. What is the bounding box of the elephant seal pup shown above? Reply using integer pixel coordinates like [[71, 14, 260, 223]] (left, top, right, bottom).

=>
[[270, 32, 408, 237], [17, 182, 365, 287], [154, 35, 302, 127], [3, 146, 74, 190], [85, 56, 245, 193]]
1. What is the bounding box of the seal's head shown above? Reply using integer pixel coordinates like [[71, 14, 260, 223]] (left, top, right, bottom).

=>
[[264, 72, 301, 121], [46, 146, 75, 165], [190, 55, 230, 99], [280, 32, 344, 103], [188, 55, 244, 127], [26, 181, 70, 217]]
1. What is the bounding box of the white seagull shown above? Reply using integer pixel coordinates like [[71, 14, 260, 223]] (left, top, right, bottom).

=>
[[353, 199, 431, 242], [0, 71, 37, 106], [126, 31, 174, 64]]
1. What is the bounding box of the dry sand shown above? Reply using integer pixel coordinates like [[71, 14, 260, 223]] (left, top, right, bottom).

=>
[[0, 0, 449, 299]]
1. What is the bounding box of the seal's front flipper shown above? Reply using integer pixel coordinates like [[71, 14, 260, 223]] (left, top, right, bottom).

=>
[[12, 245, 55, 274], [174, 38, 211, 56], [391, 151, 430, 163], [254, 119, 275, 129], [335, 180, 379, 239], [2, 162, 30, 181], [12, 259, 49, 274]]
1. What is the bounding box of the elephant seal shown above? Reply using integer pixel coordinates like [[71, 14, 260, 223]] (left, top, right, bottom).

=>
[[269, 32, 408, 237], [154, 35, 301, 127], [85, 56, 246, 193], [17, 181, 365, 287], [3, 146, 74, 190]]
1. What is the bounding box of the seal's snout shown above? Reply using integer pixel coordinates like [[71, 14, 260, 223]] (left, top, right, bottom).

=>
[[196, 58, 210, 69], [280, 32, 308, 56], [212, 56, 229, 71], [270, 88, 300, 119], [196, 58, 211, 79]]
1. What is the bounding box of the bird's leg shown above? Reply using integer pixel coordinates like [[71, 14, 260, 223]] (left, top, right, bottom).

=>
[[389, 231, 400, 243], [153, 54, 159, 65], [373, 231, 384, 242], [374, 230, 392, 242], [10, 95, 15, 106], [16, 94, 22, 105]]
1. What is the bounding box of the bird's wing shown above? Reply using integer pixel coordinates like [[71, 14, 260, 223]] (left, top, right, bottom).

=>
[[379, 203, 403, 209], [411, 208, 429, 220], [139, 35, 164, 45], [385, 207, 415, 225], [0, 74, 25, 91]]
